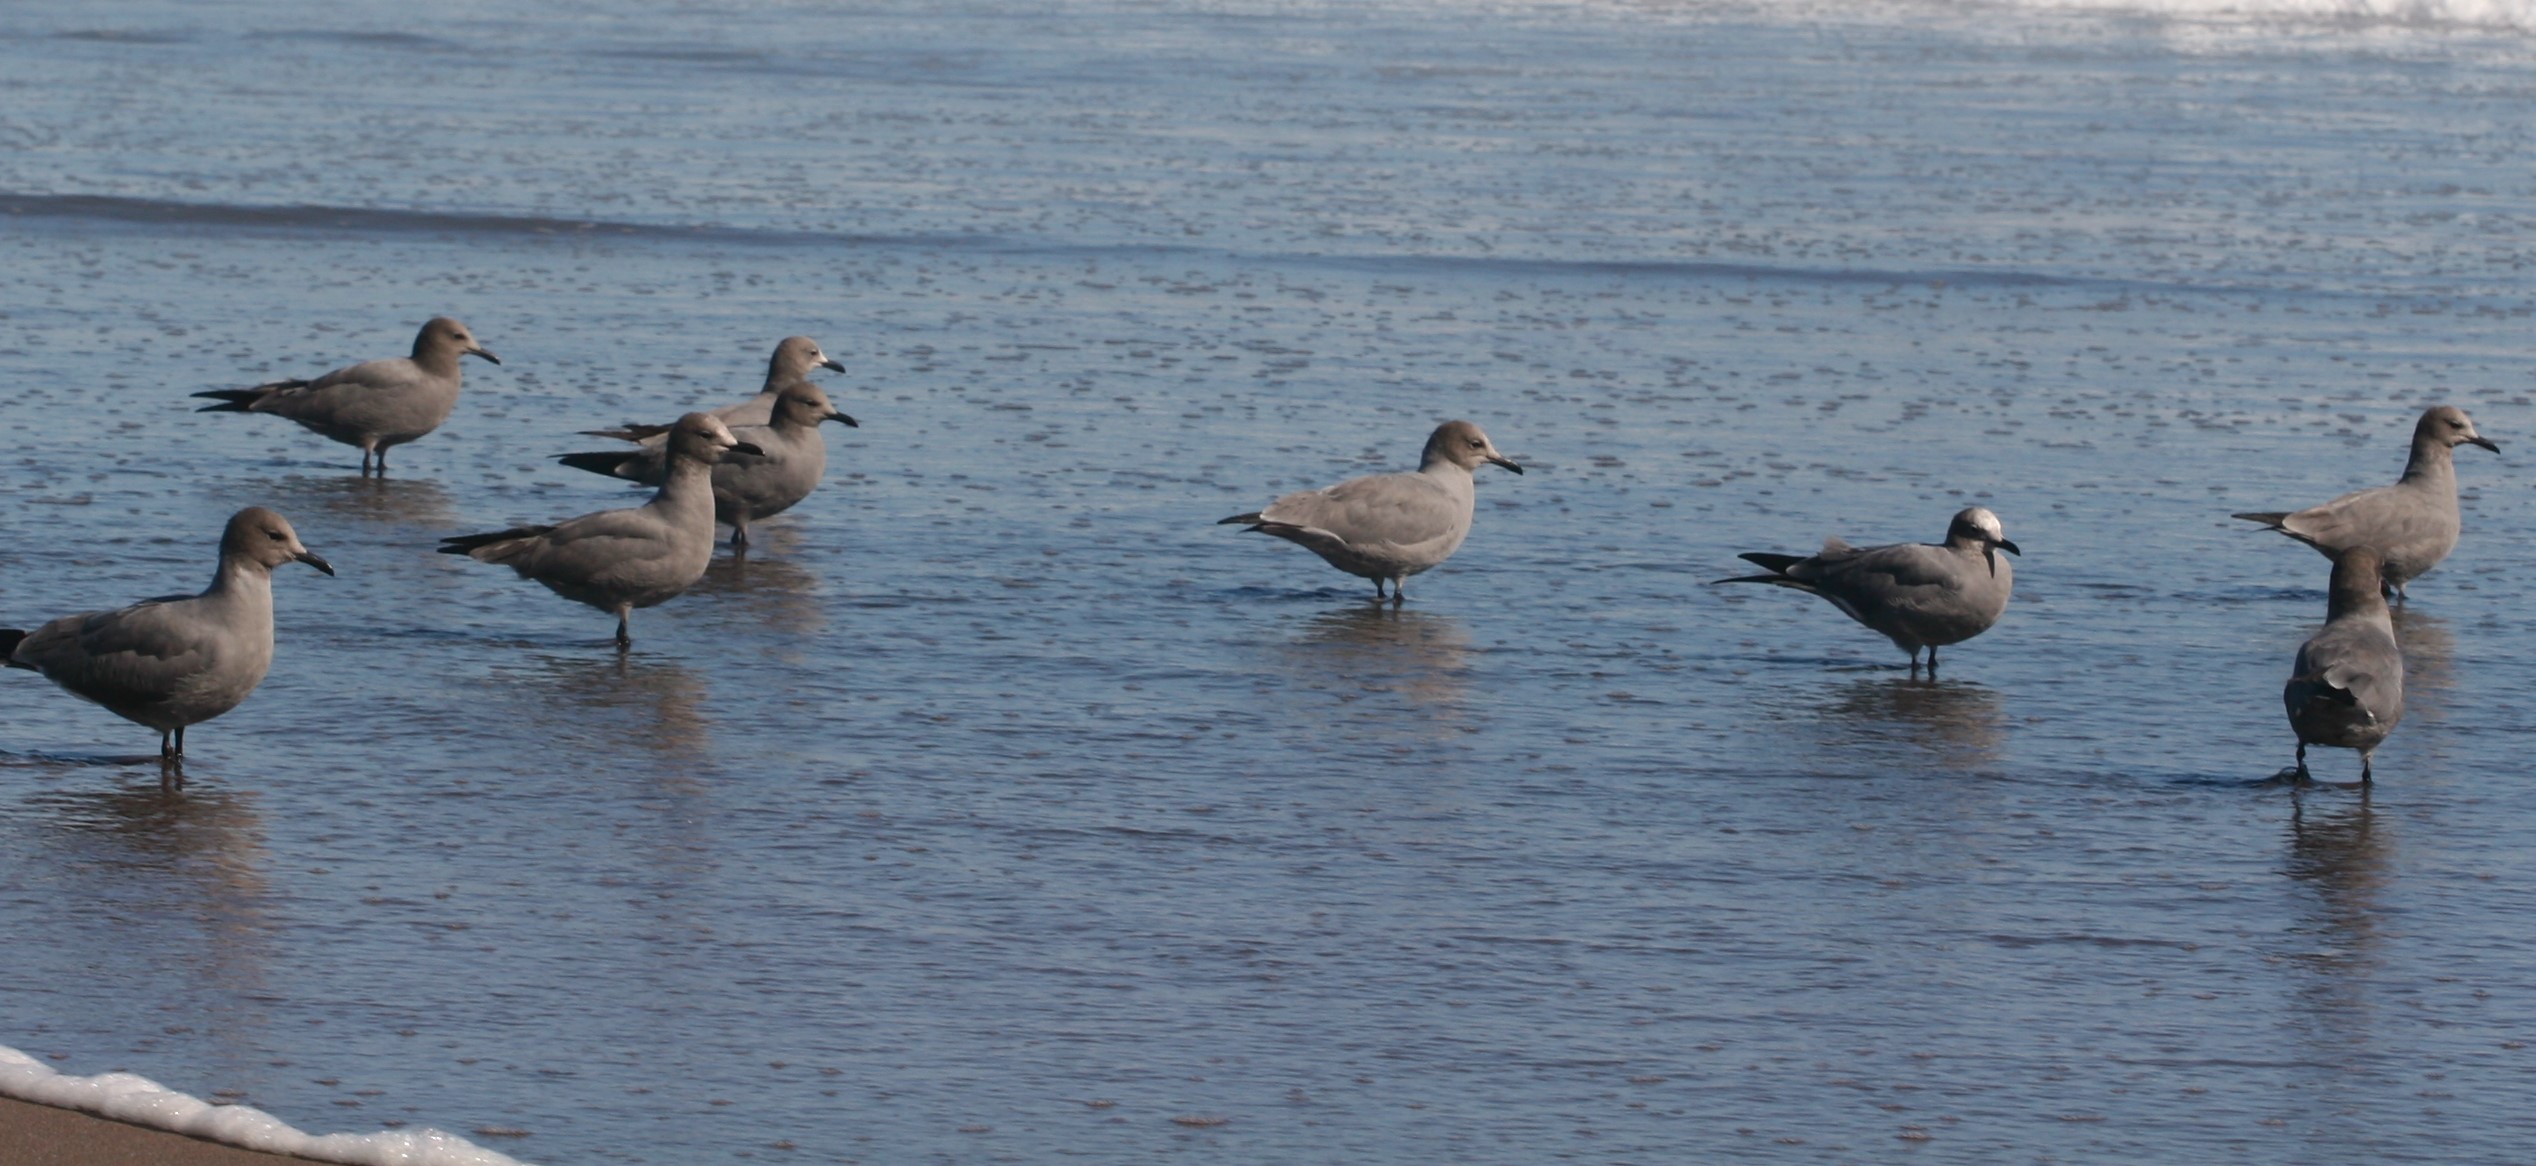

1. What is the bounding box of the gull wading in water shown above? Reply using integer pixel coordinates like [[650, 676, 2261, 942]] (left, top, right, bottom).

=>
[[557, 382, 859, 548], [1, 508, 334, 767], [2284, 547, 2405, 784], [440, 413, 760, 648], [2234, 404, 2498, 599], [1218, 420, 1523, 602], [580, 335, 847, 442], [1716, 506, 2019, 673], [193, 316, 500, 475]]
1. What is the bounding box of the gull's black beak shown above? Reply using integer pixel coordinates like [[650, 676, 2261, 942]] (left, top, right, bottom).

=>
[[1488, 455, 1523, 475], [729, 440, 765, 457], [1995, 538, 2021, 556], [296, 550, 337, 576], [828, 410, 860, 428], [820, 358, 847, 373], [2471, 435, 2500, 453], [470, 347, 502, 366]]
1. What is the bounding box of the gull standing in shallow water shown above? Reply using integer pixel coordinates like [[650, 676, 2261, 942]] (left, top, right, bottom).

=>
[[579, 335, 847, 442], [556, 382, 859, 548], [439, 413, 760, 648], [1218, 420, 1523, 602], [1715, 506, 2019, 673], [1, 508, 334, 767], [2284, 547, 2405, 784], [2233, 404, 2499, 599], [193, 317, 501, 475]]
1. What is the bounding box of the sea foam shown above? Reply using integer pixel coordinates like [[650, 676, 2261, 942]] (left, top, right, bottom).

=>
[[0, 1043, 531, 1166]]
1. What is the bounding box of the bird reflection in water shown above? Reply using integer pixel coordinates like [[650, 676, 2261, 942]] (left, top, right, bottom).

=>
[[502, 655, 722, 887], [501, 653, 714, 777], [2389, 605, 2453, 725], [26, 779, 275, 1070], [1278, 605, 1474, 738], [263, 473, 457, 530], [1808, 677, 2006, 772], [2280, 787, 2388, 1056], [690, 541, 826, 640]]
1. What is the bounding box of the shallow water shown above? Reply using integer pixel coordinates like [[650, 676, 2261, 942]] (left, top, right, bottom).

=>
[[4, 1, 2536, 1162]]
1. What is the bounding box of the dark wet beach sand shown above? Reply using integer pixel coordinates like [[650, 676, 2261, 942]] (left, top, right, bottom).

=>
[[0, 1096, 320, 1166]]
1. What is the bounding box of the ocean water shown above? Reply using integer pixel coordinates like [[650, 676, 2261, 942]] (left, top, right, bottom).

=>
[[3, 0, 2536, 1163]]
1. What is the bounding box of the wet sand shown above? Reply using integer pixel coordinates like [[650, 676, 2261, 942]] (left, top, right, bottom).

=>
[[0, 1097, 317, 1166]]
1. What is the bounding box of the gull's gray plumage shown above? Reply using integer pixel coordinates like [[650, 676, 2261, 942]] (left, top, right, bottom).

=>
[[556, 383, 858, 547], [580, 336, 846, 444], [1715, 507, 2019, 671], [1218, 420, 1523, 601], [440, 413, 759, 648], [1, 508, 334, 762], [2284, 547, 2405, 783], [193, 317, 500, 475], [2234, 405, 2498, 597]]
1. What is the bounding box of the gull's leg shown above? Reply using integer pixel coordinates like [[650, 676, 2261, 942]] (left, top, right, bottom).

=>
[[615, 606, 634, 650]]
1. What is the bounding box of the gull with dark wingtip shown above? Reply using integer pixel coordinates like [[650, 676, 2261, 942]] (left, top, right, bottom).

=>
[[558, 382, 859, 548], [579, 335, 847, 443], [440, 413, 760, 648], [1716, 506, 2019, 673], [2284, 547, 2405, 783], [2234, 404, 2498, 599], [193, 316, 501, 475], [2, 508, 334, 766], [1218, 420, 1523, 602]]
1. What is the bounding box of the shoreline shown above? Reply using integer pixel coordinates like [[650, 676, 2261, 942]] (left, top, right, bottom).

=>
[[1, 1095, 324, 1166], [0, 1044, 529, 1166]]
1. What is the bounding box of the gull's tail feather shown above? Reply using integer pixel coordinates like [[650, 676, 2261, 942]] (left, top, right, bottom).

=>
[[1714, 552, 1811, 588], [1735, 552, 1806, 574], [191, 380, 302, 413], [580, 422, 673, 442], [557, 451, 639, 479], [438, 526, 555, 562]]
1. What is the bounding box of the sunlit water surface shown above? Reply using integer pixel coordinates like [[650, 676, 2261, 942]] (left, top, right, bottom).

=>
[[4, 1, 2536, 1162]]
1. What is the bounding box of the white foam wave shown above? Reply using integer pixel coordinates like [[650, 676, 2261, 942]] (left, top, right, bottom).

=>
[[0, 1043, 532, 1166]]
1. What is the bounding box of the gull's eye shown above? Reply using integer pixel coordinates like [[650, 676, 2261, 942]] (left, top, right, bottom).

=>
[[266, 530, 287, 542]]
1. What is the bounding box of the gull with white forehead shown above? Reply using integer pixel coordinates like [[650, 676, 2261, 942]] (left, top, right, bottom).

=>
[[1716, 506, 2020, 673], [440, 413, 760, 648], [1219, 420, 1524, 602]]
